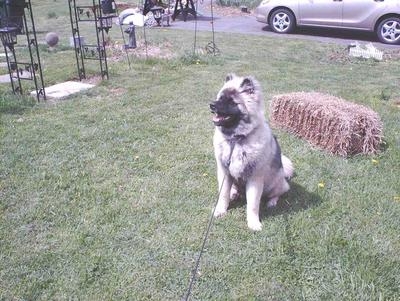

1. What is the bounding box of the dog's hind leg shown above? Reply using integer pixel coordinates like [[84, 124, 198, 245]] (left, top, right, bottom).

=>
[[246, 179, 264, 231]]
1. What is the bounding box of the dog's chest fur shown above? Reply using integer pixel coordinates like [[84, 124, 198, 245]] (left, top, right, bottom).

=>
[[220, 137, 258, 181]]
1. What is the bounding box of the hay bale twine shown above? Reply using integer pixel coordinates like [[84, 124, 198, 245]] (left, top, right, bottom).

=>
[[270, 92, 383, 157]]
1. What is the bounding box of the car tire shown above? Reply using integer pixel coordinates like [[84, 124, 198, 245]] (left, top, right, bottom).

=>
[[269, 9, 296, 34], [376, 17, 400, 45]]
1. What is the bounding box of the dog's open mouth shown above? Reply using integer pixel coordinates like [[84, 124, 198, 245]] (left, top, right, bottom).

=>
[[212, 113, 233, 126], [210, 102, 240, 127]]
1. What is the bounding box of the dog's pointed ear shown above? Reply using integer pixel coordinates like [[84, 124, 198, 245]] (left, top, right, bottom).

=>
[[240, 76, 256, 94], [225, 74, 235, 82]]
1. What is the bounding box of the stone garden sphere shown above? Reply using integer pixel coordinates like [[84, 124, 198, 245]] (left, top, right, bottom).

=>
[[45, 32, 59, 47]]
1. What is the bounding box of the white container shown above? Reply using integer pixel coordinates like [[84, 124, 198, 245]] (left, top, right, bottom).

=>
[[69, 36, 85, 48]]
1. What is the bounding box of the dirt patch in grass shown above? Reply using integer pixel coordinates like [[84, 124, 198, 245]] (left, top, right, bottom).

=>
[[383, 48, 400, 60], [106, 87, 128, 97], [107, 41, 176, 61], [130, 41, 175, 59], [81, 75, 103, 85], [327, 46, 400, 64]]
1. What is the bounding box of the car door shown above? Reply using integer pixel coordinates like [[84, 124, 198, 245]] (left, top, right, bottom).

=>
[[342, 0, 384, 30], [298, 0, 343, 27]]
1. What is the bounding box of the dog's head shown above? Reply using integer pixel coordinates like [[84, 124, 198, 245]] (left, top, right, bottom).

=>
[[210, 74, 264, 134]]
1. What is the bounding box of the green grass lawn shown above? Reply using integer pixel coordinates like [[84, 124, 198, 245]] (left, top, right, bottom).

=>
[[1, 1, 400, 300]]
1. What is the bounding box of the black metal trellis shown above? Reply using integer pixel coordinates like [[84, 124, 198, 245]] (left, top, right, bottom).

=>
[[193, 0, 219, 56], [205, 0, 219, 55], [0, 0, 46, 101], [68, 0, 116, 80]]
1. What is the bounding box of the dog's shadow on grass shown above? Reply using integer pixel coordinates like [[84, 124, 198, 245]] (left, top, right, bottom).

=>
[[262, 182, 323, 219], [229, 181, 323, 219]]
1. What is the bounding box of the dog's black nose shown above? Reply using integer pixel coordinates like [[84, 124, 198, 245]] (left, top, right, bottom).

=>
[[210, 103, 216, 112]]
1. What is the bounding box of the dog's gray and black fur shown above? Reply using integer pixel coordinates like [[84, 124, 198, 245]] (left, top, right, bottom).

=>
[[210, 74, 293, 231]]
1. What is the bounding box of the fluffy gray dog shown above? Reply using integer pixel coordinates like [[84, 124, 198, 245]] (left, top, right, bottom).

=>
[[210, 74, 293, 231]]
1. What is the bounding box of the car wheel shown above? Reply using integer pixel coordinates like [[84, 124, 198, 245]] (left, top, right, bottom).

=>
[[377, 17, 400, 45], [269, 9, 295, 34]]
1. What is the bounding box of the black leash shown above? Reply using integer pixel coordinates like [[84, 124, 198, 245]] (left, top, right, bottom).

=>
[[183, 136, 241, 300], [182, 174, 227, 301]]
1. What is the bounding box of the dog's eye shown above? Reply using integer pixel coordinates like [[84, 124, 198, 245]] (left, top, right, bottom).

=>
[[241, 88, 254, 95]]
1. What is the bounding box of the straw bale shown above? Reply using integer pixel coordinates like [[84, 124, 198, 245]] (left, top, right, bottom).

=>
[[270, 92, 383, 156]]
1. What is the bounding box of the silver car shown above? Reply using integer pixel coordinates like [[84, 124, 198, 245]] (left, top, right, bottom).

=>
[[255, 0, 400, 45]]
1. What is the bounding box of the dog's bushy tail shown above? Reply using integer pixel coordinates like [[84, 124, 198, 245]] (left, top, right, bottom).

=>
[[281, 155, 294, 179]]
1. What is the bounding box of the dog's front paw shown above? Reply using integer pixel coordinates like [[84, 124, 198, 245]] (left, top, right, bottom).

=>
[[213, 206, 227, 218], [247, 218, 262, 231]]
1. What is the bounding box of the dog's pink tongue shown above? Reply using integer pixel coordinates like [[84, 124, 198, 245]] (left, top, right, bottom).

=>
[[213, 115, 224, 123]]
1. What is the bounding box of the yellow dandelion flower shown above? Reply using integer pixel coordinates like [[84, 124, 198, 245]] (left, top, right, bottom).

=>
[[372, 159, 379, 164], [318, 182, 325, 188]]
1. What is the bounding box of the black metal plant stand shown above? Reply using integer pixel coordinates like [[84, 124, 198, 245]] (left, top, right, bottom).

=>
[[68, 0, 116, 80], [0, 0, 46, 101]]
